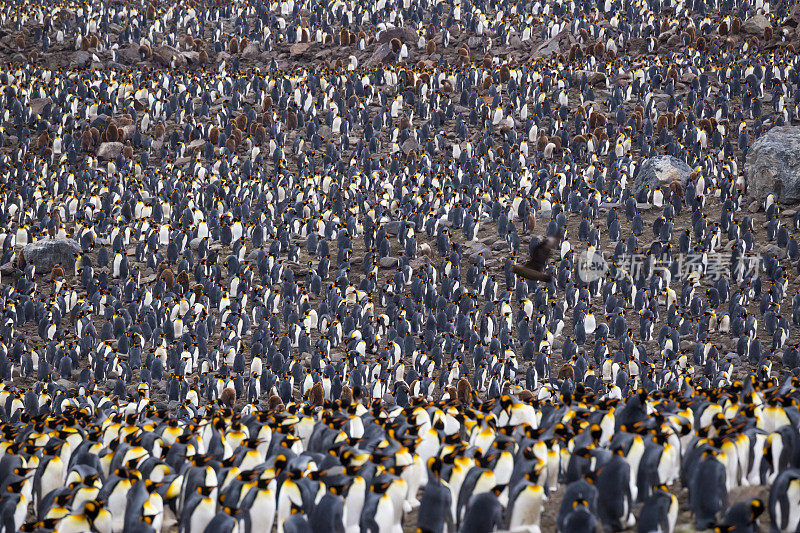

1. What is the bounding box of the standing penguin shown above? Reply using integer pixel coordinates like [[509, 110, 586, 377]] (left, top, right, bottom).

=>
[[690, 451, 728, 530], [597, 448, 636, 530], [637, 485, 678, 533], [459, 490, 504, 533], [769, 469, 800, 533], [560, 500, 599, 533], [417, 458, 454, 533], [506, 472, 545, 533]]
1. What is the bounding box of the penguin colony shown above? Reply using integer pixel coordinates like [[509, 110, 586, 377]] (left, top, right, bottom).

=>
[[1, 0, 800, 531]]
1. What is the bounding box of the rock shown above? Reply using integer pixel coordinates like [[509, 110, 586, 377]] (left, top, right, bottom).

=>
[[290, 42, 309, 57], [366, 43, 393, 66], [762, 243, 787, 259], [242, 43, 260, 58], [379, 256, 398, 269], [632, 155, 692, 198], [401, 138, 420, 155], [0, 262, 15, 275], [785, 209, 798, 217], [743, 14, 769, 35], [97, 142, 124, 160], [666, 34, 682, 48], [153, 45, 186, 67], [384, 221, 402, 235], [533, 27, 574, 57], [120, 44, 141, 64], [181, 51, 200, 65], [377, 26, 416, 44], [186, 139, 205, 155], [746, 126, 800, 203], [29, 98, 51, 116], [748, 200, 761, 213], [23, 239, 81, 274], [492, 240, 507, 251], [589, 72, 606, 86], [72, 51, 92, 68], [120, 124, 136, 141]]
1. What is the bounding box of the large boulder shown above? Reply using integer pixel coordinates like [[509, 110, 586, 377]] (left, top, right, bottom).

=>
[[24, 239, 81, 274], [632, 155, 692, 200], [97, 142, 124, 160], [377, 26, 416, 44], [746, 126, 800, 203], [743, 14, 769, 35]]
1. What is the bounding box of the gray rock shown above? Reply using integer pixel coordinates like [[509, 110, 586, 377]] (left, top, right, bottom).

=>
[[743, 14, 769, 34], [242, 43, 261, 58], [377, 26, 416, 44], [632, 155, 692, 198], [384, 221, 402, 235], [366, 43, 394, 66], [379, 256, 398, 269], [120, 124, 136, 141], [97, 142, 124, 160], [29, 98, 51, 116], [748, 200, 761, 213], [182, 51, 200, 65], [467, 36, 483, 49], [290, 43, 309, 57], [762, 243, 787, 259], [401, 138, 420, 155], [153, 45, 187, 68], [72, 51, 92, 68], [745, 126, 800, 203], [23, 239, 81, 273]]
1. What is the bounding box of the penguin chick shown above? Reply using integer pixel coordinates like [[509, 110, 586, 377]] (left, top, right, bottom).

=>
[[558, 364, 575, 382], [220, 387, 236, 408], [340, 385, 353, 405], [267, 394, 284, 410], [426, 39, 436, 54], [456, 378, 472, 404], [159, 268, 175, 290], [176, 271, 190, 292], [50, 265, 65, 281], [308, 381, 324, 407]]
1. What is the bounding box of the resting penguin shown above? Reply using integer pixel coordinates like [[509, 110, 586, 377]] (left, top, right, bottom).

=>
[[718, 498, 763, 533]]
